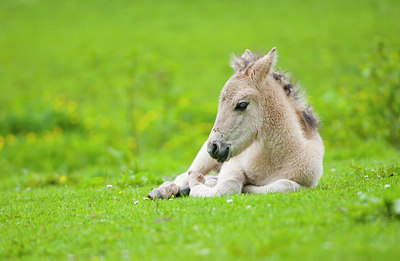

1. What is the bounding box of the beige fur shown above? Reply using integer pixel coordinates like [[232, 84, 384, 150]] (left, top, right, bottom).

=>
[[148, 47, 324, 199]]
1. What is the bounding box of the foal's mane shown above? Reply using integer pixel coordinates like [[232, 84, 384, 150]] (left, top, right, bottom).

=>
[[231, 52, 319, 130]]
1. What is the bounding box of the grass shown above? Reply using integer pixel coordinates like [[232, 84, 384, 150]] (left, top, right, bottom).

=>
[[1, 160, 400, 260], [0, 0, 400, 260]]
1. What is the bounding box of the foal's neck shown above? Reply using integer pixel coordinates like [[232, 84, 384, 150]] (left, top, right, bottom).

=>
[[260, 80, 305, 151]]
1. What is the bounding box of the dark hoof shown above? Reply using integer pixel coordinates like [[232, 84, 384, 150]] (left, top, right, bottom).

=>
[[148, 189, 163, 200], [176, 185, 191, 197]]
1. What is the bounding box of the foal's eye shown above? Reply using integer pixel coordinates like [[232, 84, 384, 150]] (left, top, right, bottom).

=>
[[235, 102, 249, 111]]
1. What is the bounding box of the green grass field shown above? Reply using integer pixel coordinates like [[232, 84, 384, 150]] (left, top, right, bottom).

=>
[[1, 0, 400, 260]]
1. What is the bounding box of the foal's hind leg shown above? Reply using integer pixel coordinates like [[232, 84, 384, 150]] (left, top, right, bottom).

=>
[[242, 179, 302, 194]]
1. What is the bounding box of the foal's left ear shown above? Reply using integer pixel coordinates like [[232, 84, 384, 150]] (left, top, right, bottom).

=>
[[250, 47, 277, 83]]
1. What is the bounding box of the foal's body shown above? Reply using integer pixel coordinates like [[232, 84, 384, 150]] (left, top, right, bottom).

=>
[[148, 48, 324, 199]]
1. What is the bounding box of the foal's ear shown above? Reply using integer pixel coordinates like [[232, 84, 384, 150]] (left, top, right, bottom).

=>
[[250, 47, 277, 83], [242, 49, 254, 60]]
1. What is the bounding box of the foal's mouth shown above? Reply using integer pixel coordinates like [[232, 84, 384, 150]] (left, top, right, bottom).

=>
[[217, 146, 231, 163], [207, 140, 231, 163], [216, 145, 231, 163]]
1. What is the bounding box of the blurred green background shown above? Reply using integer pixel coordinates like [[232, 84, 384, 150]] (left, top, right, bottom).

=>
[[0, 0, 399, 188]]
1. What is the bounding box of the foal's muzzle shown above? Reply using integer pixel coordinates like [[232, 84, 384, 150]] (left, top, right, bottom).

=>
[[207, 140, 231, 163]]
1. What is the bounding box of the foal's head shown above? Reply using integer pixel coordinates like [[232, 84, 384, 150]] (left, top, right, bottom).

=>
[[207, 48, 278, 162]]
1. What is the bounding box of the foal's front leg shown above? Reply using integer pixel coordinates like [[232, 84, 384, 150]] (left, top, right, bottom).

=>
[[189, 161, 245, 197], [148, 141, 219, 199]]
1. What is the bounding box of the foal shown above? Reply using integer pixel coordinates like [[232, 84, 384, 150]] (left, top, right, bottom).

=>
[[148, 47, 324, 198]]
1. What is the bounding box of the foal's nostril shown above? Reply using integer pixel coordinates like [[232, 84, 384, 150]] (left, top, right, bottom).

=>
[[211, 141, 219, 154], [207, 140, 231, 162]]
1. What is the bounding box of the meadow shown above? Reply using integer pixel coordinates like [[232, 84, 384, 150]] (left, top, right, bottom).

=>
[[0, 0, 400, 260]]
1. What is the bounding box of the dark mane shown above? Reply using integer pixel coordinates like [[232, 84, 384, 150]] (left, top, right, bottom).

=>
[[231, 52, 319, 130]]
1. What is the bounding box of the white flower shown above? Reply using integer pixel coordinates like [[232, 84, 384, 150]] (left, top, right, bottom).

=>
[[245, 205, 251, 209], [226, 199, 233, 203], [107, 184, 112, 188], [133, 200, 139, 204], [198, 248, 210, 255], [393, 199, 400, 215], [385, 184, 390, 188]]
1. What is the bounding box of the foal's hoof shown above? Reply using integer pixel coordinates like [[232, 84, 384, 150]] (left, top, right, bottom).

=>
[[148, 189, 163, 200], [147, 182, 180, 200]]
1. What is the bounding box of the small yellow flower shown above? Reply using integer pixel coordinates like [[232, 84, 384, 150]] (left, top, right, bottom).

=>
[[118, 191, 122, 194], [44, 130, 54, 143], [101, 118, 110, 128], [0, 136, 4, 151], [53, 97, 64, 111], [138, 110, 158, 131], [53, 126, 62, 135], [70, 114, 80, 125], [6, 134, 16, 145], [26, 132, 37, 143], [171, 194, 175, 198], [67, 100, 77, 113], [60, 176, 67, 182], [128, 137, 137, 151], [178, 97, 189, 108]]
